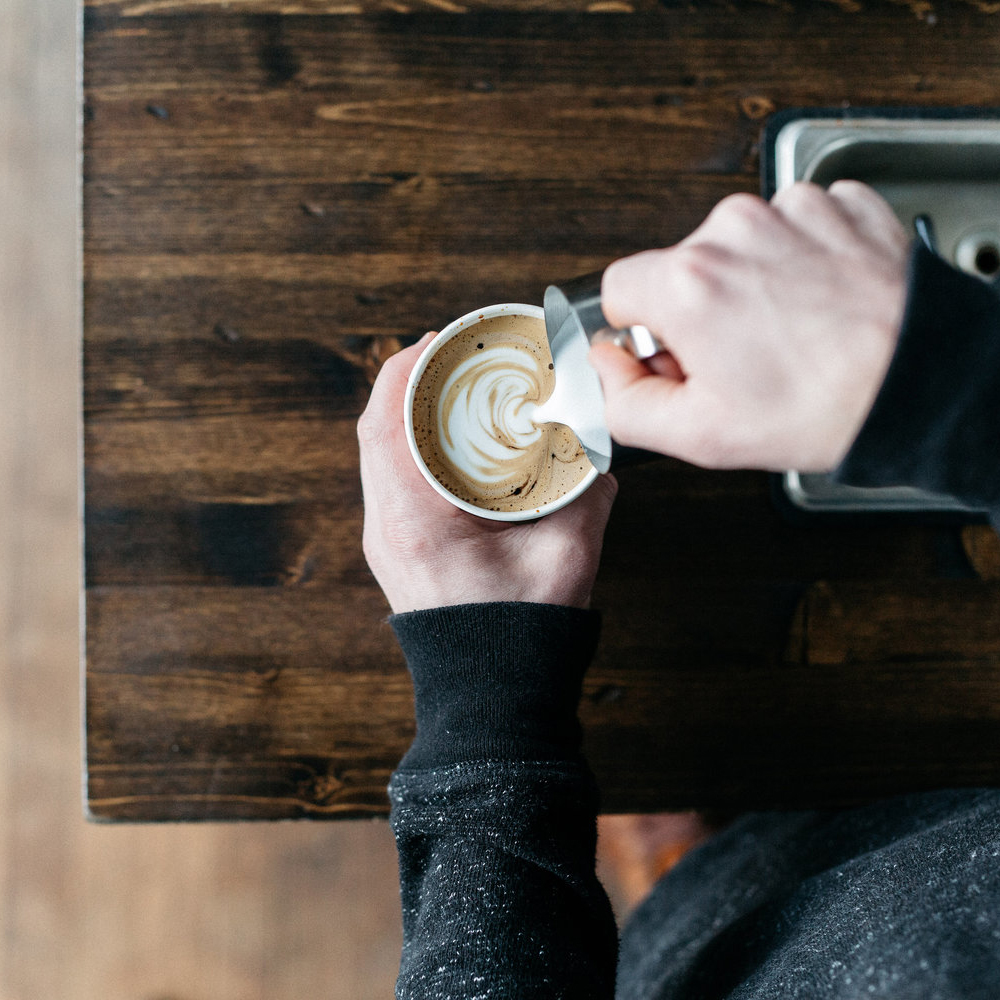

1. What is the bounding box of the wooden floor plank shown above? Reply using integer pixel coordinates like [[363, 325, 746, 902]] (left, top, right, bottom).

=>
[[1, 1, 403, 995]]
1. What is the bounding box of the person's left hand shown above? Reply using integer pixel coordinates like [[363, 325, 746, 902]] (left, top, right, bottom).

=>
[[359, 335, 618, 615]]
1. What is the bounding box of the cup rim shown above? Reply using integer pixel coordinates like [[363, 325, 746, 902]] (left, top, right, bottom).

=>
[[403, 303, 599, 522]]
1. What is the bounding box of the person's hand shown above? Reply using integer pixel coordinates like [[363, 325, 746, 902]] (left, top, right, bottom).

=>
[[358, 335, 618, 614], [590, 180, 910, 472]]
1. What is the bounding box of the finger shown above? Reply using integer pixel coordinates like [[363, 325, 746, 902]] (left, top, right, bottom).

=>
[[769, 181, 906, 259], [589, 340, 656, 396], [358, 330, 437, 463], [826, 179, 909, 254], [645, 350, 686, 381], [542, 470, 617, 534], [602, 240, 738, 351], [359, 334, 426, 472], [571, 470, 618, 527], [600, 248, 673, 330], [362, 330, 437, 424], [528, 473, 618, 605], [682, 192, 779, 252], [358, 331, 454, 521], [590, 341, 686, 412], [769, 181, 856, 242], [589, 342, 686, 454]]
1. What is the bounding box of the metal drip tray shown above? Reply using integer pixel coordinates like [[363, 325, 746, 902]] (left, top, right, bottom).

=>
[[764, 110, 1000, 516]]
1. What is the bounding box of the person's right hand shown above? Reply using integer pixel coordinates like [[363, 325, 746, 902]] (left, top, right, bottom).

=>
[[590, 181, 910, 473]]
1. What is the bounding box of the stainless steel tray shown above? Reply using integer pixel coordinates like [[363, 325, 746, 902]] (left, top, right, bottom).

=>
[[765, 111, 1000, 515]]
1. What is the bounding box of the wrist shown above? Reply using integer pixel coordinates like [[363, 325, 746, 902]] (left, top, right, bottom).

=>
[[835, 242, 1000, 509], [391, 602, 601, 770]]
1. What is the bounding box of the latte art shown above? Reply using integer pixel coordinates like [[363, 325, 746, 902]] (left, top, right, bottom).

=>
[[410, 312, 594, 514], [439, 346, 547, 488]]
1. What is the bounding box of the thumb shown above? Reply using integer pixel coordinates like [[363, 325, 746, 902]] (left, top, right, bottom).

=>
[[534, 472, 617, 553], [528, 473, 618, 607], [589, 341, 651, 399], [589, 342, 685, 453], [569, 471, 618, 538]]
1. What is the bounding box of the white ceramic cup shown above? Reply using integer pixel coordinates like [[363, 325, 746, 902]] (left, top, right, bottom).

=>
[[403, 303, 599, 522]]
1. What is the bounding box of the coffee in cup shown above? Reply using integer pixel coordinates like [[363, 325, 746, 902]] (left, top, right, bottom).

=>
[[404, 304, 598, 520]]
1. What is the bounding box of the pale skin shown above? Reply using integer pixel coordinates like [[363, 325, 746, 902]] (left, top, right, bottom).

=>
[[361, 181, 909, 610], [358, 333, 618, 614], [591, 180, 911, 473]]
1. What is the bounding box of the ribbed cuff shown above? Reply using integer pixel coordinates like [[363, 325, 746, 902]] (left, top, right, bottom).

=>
[[835, 241, 1000, 515], [390, 602, 601, 770]]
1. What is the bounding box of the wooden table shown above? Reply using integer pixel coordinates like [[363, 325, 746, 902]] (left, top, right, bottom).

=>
[[84, 0, 1000, 821]]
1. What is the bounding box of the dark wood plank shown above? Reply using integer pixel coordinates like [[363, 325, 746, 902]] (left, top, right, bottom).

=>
[[84, 0, 650, 14], [584, 579, 1000, 812], [84, 6, 1000, 820], [86, 579, 1000, 818], [83, 409, 966, 587], [81, 0, 986, 19], [86, 586, 408, 819]]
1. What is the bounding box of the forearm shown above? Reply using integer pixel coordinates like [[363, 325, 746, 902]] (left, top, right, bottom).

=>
[[388, 602, 618, 999], [835, 242, 1000, 527]]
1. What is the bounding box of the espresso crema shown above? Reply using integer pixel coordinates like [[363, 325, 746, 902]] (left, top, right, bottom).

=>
[[411, 313, 594, 513]]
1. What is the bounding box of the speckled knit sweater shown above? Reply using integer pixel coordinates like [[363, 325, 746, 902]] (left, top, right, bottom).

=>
[[387, 244, 1000, 999]]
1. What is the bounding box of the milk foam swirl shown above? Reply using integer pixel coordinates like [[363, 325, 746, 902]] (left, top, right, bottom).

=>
[[410, 313, 593, 514], [438, 346, 544, 486]]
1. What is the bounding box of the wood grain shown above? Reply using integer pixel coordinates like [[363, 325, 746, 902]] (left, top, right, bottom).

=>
[[81, 0, 1000, 17], [3, 1, 404, 996], [84, 6, 1000, 820]]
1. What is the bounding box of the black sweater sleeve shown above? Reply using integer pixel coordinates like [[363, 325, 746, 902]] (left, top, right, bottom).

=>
[[835, 242, 1000, 526], [383, 246, 999, 1000], [387, 602, 618, 999]]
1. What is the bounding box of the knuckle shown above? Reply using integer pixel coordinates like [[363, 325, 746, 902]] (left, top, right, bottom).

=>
[[669, 243, 733, 304], [827, 179, 890, 221], [772, 181, 830, 215], [360, 526, 381, 569], [595, 472, 619, 503], [716, 191, 773, 226], [774, 182, 866, 243], [771, 181, 827, 208], [541, 533, 592, 581], [827, 178, 874, 202], [673, 423, 718, 465], [683, 435, 737, 469], [697, 193, 778, 250], [356, 406, 387, 452], [364, 516, 428, 569], [830, 180, 907, 238], [781, 180, 826, 203]]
